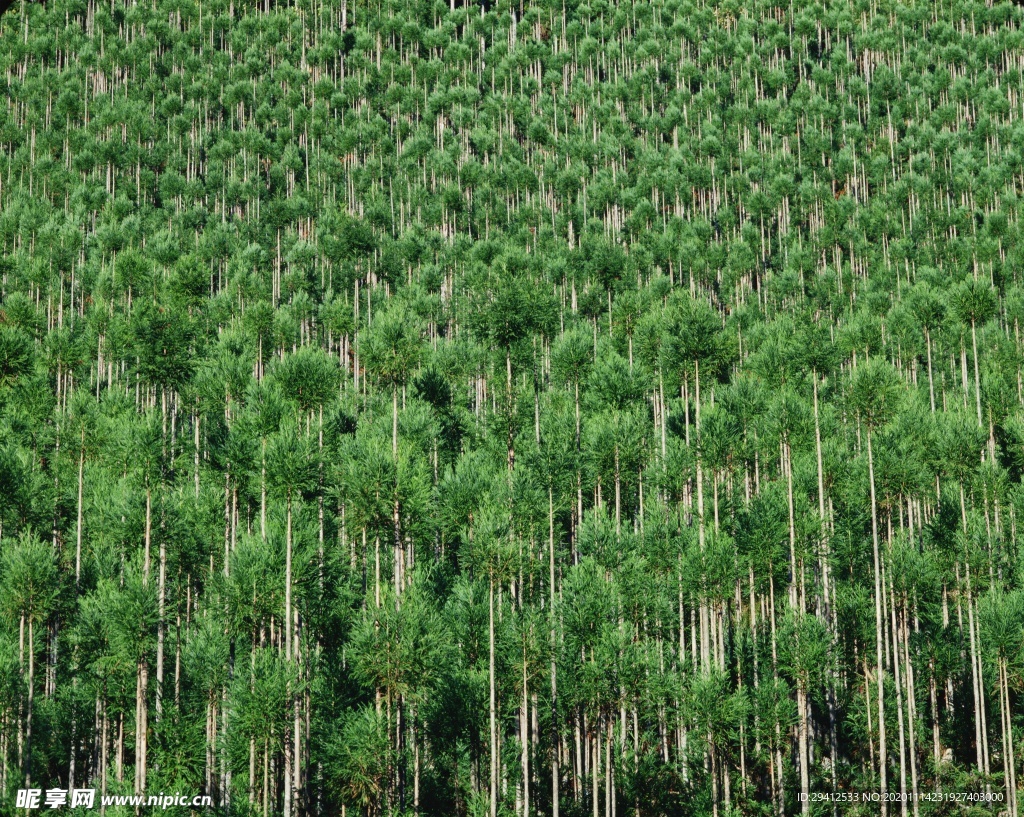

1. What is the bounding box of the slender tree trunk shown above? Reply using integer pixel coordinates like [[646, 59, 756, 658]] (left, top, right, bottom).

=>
[[961, 563, 984, 774], [659, 372, 667, 467], [798, 680, 810, 816], [263, 738, 269, 817], [392, 385, 399, 457], [694, 363, 710, 674], [924, 327, 935, 413], [100, 695, 109, 804], [549, 487, 560, 817], [261, 439, 267, 540], [156, 527, 166, 720], [117, 710, 124, 785], [284, 490, 294, 817], [814, 376, 840, 803], [605, 722, 612, 817], [25, 619, 33, 786], [205, 697, 213, 795], [1000, 660, 1018, 817], [135, 656, 147, 796], [68, 677, 78, 792], [971, 319, 983, 427], [889, 578, 908, 817], [521, 647, 530, 817], [867, 429, 888, 813], [613, 443, 621, 535], [76, 432, 85, 586], [408, 703, 418, 814], [144, 482, 152, 579], [575, 379, 582, 549], [294, 635, 302, 817], [506, 350, 516, 470], [901, 605, 920, 817], [964, 574, 991, 793], [769, 574, 783, 817], [490, 574, 498, 817]]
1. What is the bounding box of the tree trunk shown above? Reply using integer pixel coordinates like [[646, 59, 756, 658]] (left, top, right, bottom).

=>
[[135, 656, 147, 796], [392, 385, 399, 458], [263, 738, 270, 817], [798, 681, 810, 816], [900, 604, 920, 817], [490, 575, 498, 817], [867, 428, 888, 812], [924, 327, 935, 413], [613, 443, 621, 535], [25, 618, 34, 786], [521, 648, 530, 817], [549, 486, 560, 817], [284, 490, 294, 817], [507, 350, 516, 471], [694, 363, 709, 674], [156, 525, 166, 719], [1000, 660, 1018, 817], [971, 319, 983, 427], [814, 376, 840, 802], [144, 483, 152, 580], [889, 577, 907, 817], [294, 647, 302, 817], [76, 432, 85, 586], [261, 439, 267, 540], [963, 563, 986, 780]]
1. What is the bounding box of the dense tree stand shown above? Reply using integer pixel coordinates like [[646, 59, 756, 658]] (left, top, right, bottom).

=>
[[1, 0, 1024, 815]]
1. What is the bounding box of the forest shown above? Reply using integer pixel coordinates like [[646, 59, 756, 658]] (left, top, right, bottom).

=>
[[1, 0, 1024, 813]]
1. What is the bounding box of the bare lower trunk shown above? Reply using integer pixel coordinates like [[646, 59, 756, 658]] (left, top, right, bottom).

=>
[[549, 487, 560, 817], [76, 437, 85, 585], [867, 430, 888, 812], [25, 619, 34, 786], [156, 537, 166, 720], [1001, 661, 1018, 817], [284, 492, 294, 817], [490, 576, 498, 817], [135, 658, 147, 795]]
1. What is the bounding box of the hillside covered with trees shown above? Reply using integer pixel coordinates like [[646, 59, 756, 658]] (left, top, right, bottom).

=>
[[1, 0, 1024, 814]]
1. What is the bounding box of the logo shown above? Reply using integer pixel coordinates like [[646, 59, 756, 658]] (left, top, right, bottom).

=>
[[16, 789, 95, 809], [15, 789, 210, 810]]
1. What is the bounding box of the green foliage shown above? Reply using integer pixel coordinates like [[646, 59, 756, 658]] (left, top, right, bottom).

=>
[[0, 326, 34, 389], [0, 532, 59, 625], [360, 304, 422, 391], [328, 706, 394, 815], [2, 0, 1024, 813]]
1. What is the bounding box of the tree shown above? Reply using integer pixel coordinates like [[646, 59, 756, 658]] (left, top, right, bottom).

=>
[[0, 326, 34, 391], [266, 420, 316, 817], [978, 590, 1023, 817], [105, 568, 158, 796], [468, 504, 518, 817], [273, 346, 341, 418], [66, 390, 100, 587], [131, 298, 196, 395], [238, 380, 285, 542], [361, 304, 422, 457], [949, 278, 996, 428], [230, 648, 297, 817], [0, 532, 58, 786], [849, 358, 904, 811], [467, 268, 556, 470], [330, 706, 394, 817]]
